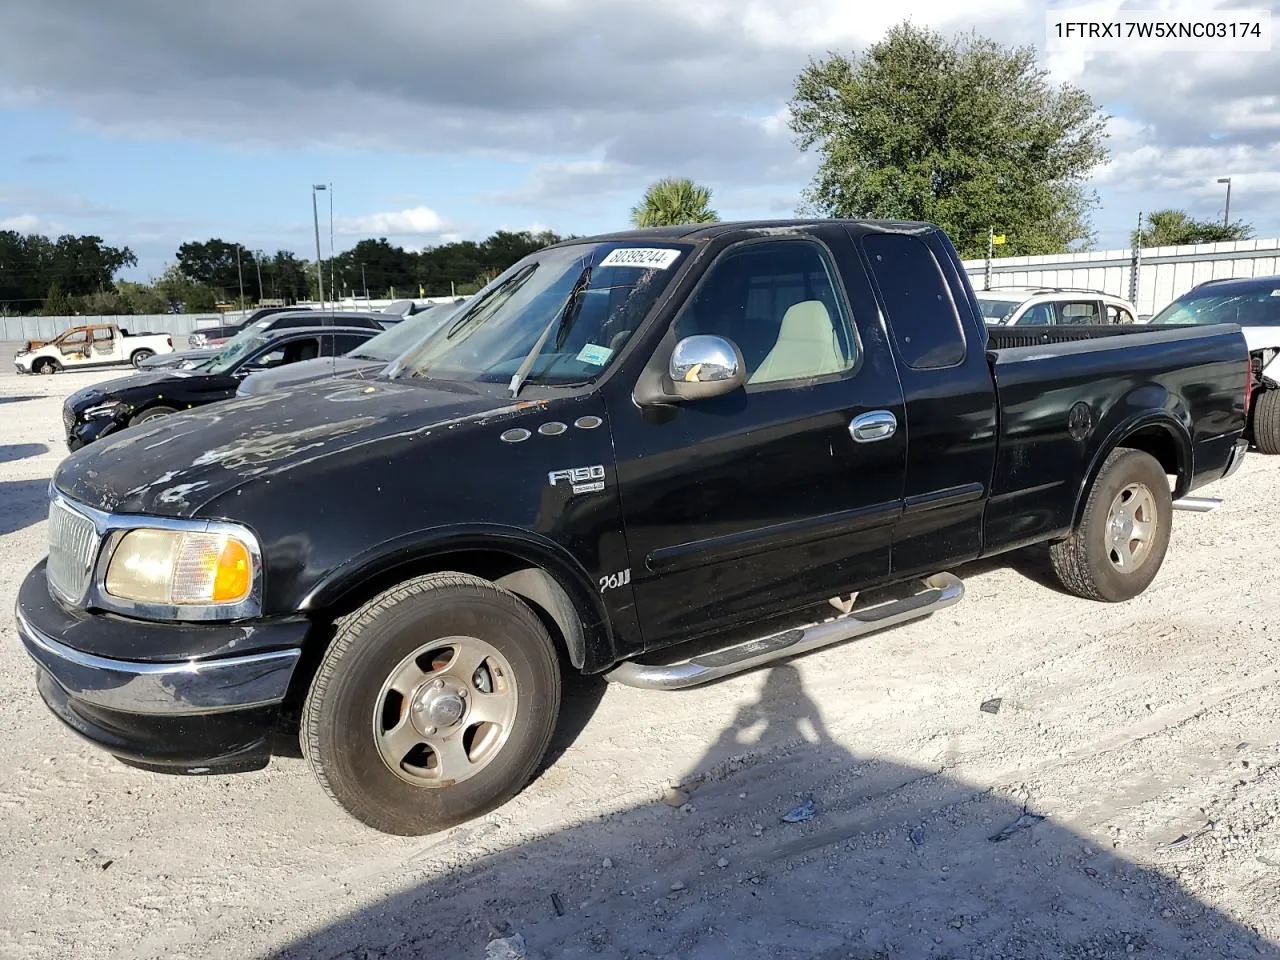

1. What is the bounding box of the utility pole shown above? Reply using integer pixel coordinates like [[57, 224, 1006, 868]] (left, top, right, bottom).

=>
[[311, 185, 326, 309], [328, 182, 335, 304], [254, 250, 264, 305], [236, 245, 245, 311], [984, 226, 994, 291], [361, 263, 368, 301], [1130, 210, 1143, 308]]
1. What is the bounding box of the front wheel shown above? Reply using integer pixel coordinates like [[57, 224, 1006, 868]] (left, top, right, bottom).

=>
[[131, 349, 155, 368], [33, 358, 60, 375], [302, 572, 562, 835], [130, 405, 177, 426], [1050, 448, 1172, 602]]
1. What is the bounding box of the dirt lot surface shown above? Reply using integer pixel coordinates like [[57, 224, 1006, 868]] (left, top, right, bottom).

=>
[[1, 369, 1278, 960]]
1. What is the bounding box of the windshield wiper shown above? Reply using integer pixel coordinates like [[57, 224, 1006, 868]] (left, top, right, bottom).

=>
[[507, 265, 592, 399]]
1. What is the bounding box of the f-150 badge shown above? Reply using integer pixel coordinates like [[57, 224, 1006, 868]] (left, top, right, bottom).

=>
[[548, 465, 606, 494]]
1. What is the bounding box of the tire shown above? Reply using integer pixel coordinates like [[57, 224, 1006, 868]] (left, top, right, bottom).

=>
[[33, 358, 60, 375], [131, 349, 155, 368], [1050, 447, 1173, 602], [130, 405, 177, 426], [1251, 387, 1280, 454], [302, 572, 562, 835]]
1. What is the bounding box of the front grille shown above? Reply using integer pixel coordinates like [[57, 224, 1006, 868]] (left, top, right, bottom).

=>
[[61, 403, 75, 435], [47, 498, 100, 603]]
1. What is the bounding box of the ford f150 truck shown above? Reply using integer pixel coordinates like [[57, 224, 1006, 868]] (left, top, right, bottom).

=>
[[15, 220, 1250, 836], [15, 323, 175, 374]]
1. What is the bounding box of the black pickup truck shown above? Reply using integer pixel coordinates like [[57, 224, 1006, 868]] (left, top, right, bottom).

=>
[[16, 219, 1249, 836]]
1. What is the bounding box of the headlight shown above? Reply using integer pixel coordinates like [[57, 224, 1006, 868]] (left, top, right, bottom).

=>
[[104, 528, 257, 610], [83, 401, 127, 419]]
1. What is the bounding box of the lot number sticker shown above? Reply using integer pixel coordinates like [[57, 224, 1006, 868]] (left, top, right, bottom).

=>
[[598, 248, 681, 270]]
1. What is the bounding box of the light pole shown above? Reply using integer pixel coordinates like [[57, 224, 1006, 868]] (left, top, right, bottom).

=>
[[1218, 177, 1232, 227], [235, 244, 245, 311], [311, 184, 326, 309], [254, 250, 264, 305]]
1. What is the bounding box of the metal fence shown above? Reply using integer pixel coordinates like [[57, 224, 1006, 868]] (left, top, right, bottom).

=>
[[961, 238, 1280, 316], [0, 313, 222, 342]]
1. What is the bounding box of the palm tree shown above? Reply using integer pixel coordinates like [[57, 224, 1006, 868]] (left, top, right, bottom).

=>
[[630, 178, 719, 227]]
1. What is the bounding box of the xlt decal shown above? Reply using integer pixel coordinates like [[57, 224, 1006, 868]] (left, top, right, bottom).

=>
[[548, 465, 606, 494]]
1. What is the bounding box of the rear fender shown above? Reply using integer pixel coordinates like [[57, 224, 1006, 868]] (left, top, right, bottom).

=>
[[1073, 407, 1192, 527], [298, 524, 612, 671]]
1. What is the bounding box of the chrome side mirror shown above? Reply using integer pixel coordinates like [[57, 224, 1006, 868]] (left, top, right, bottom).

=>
[[667, 335, 745, 401]]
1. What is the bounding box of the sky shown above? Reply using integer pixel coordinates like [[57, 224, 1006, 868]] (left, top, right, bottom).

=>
[[0, 0, 1277, 281]]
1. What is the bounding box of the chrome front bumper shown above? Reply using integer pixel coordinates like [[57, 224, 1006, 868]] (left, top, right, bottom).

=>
[[16, 605, 300, 716]]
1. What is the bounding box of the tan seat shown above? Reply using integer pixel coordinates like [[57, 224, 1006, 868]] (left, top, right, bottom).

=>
[[749, 300, 846, 384]]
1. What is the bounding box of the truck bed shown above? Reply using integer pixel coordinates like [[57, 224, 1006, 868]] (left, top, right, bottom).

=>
[[981, 321, 1248, 556]]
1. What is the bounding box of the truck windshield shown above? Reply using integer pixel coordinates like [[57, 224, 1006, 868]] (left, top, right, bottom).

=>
[[347, 307, 457, 362], [975, 297, 1021, 323], [1152, 288, 1280, 326], [390, 241, 690, 386]]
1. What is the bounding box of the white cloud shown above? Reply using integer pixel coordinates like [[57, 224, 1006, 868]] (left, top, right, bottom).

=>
[[0, 213, 46, 232], [335, 205, 448, 236]]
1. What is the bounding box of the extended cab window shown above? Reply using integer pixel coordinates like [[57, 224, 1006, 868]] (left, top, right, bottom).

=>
[[672, 240, 858, 385], [92, 327, 115, 342], [864, 234, 966, 369]]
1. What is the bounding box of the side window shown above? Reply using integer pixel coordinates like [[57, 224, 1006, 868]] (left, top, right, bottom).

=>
[[1020, 303, 1056, 326], [92, 327, 115, 342], [671, 240, 858, 386], [863, 234, 966, 369], [1058, 300, 1100, 325], [280, 336, 322, 365], [274, 316, 309, 329], [1106, 304, 1135, 325], [333, 334, 369, 355], [62, 330, 88, 345]]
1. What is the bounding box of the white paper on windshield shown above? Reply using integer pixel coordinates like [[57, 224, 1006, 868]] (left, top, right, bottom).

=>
[[1271, 289, 1280, 296], [598, 248, 681, 270]]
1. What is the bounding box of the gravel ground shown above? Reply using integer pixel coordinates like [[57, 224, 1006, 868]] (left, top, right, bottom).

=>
[[1, 368, 1278, 960]]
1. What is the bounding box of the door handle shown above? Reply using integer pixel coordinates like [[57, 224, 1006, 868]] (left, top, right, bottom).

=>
[[849, 410, 898, 443]]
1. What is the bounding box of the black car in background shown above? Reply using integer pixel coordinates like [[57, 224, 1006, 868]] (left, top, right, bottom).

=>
[[236, 301, 465, 396], [142, 310, 390, 371], [62, 324, 381, 450], [187, 306, 308, 348]]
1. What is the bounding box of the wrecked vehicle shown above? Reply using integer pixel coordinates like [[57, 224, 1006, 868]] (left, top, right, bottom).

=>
[[14, 323, 175, 374], [16, 219, 1250, 836], [60, 324, 380, 450]]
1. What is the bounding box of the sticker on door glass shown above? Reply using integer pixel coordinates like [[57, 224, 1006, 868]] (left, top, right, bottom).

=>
[[598, 248, 681, 270], [576, 343, 614, 366]]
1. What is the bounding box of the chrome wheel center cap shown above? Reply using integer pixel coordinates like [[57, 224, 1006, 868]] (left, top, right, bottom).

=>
[[1112, 511, 1134, 540], [415, 689, 465, 729]]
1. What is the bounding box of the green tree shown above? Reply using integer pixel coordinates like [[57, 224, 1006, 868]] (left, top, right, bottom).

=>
[[788, 22, 1109, 258], [40, 281, 75, 316], [1132, 209, 1254, 248], [175, 239, 260, 300], [630, 178, 719, 227]]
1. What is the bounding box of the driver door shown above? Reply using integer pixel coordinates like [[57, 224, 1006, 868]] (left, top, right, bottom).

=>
[[57, 330, 91, 366], [611, 230, 907, 649]]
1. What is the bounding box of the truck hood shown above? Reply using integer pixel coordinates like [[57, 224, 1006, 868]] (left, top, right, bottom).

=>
[[236, 356, 384, 396], [54, 377, 521, 517]]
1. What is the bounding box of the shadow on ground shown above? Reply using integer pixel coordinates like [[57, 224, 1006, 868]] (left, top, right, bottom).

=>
[[0, 478, 50, 535], [0, 443, 50, 465], [267, 666, 1276, 960], [0, 395, 40, 405], [956, 542, 1066, 594]]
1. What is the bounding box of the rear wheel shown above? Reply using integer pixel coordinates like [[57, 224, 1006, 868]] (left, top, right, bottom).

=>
[[1251, 387, 1280, 454], [131, 349, 155, 367], [1050, 448, 1172, 602], [130, 405, 177, 425], [302, 572, 562, 835], [33, 358, 60, 375]]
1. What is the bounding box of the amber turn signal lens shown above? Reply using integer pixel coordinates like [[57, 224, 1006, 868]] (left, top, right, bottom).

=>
[[211, 538, 252, 603]]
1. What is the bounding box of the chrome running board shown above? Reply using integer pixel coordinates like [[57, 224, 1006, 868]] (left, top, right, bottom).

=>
[[1172, 496, 1222, 513], [605, 573, 964, 691]]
